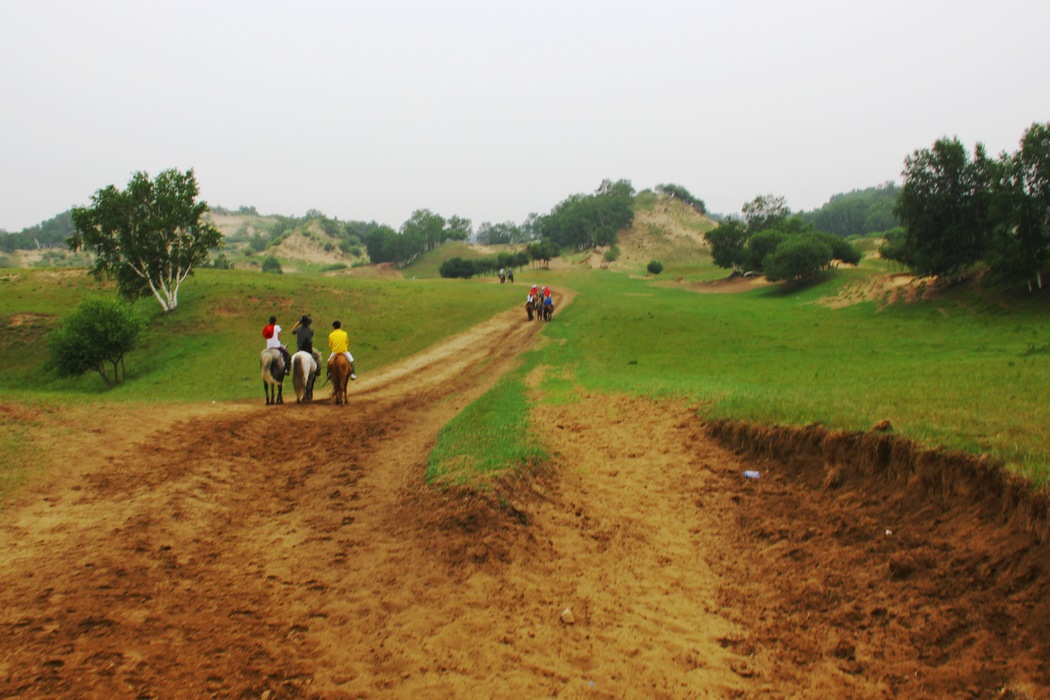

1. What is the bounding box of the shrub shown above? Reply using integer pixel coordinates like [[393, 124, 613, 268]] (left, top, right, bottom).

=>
[[647, 260, 664, 275], [47, 297, 146, 387], [261, 256, 283, 274], [439, 257, 479, 279], [763, 238, 832, 284]]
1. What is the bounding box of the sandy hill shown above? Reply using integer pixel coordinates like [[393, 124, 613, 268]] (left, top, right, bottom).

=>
[[566, 193, 717, 271]]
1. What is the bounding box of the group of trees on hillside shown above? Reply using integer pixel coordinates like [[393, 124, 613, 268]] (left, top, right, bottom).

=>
[[705, 194, 862, 284], [884, 122, 1050, 291], [364, 209, 472, 267], [535, 179, 635, 251], [654, 183, 706, 214], [796, 183, 899, 237], [0, 210, 75, 252], [436, 179, 637, 278]]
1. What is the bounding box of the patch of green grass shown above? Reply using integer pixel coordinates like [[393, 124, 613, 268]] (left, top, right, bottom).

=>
[[426, 368, 547, 486]]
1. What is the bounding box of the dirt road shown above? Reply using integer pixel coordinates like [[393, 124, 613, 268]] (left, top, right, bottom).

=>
[[1, 298, 1048, 698]]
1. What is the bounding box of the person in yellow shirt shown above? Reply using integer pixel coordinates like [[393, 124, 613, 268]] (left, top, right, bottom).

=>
[[327, 320, 357, 380]]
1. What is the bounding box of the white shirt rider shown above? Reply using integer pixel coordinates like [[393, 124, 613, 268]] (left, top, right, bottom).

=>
[[266, 324, 283, 349]]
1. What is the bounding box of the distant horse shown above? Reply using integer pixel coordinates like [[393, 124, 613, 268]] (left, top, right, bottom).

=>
[[291, 350, 319, 404], [507, 269, 515, 283], [260, 348, 285, 405], [329, 353, 350, 406], [542, 300, 554, 321], [499, 272, 506, 284], [525, 299, 536, 321]]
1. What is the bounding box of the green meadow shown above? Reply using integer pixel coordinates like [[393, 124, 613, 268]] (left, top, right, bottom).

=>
[[3, 256, 1050, 498]]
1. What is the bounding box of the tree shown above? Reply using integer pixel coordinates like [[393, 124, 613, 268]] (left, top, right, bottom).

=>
[[647, 260, 664, 275], [990, 122, 1050, 289], [401, 209, 446, 253], [444, 215, 473, 242], [762, 237, 833, 284], [894, 137, 992, 277], [704, 219, 749, 271], [68, 169, 221, 313], [47, 298, 146, 388], [742, 194, 789, 233], [476, 221, 521, 245], [540, 179, 635, 251], [526, 239, 559, 269], [744, 230, 788, 272]]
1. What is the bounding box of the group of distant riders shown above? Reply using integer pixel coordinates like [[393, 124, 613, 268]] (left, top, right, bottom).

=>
[[526, 283, 554, 322]]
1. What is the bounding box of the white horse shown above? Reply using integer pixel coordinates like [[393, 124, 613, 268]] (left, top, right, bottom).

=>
[[291, 350, 319, 404], [260, 348, 285, 405]]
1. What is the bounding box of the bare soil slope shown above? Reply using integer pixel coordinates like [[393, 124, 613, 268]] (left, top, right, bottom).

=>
[[1, 294, 1048, 698]]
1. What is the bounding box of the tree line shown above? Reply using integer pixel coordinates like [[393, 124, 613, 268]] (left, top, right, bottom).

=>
[[796, 183, 899, 237], [884, 122, 1050, 291]]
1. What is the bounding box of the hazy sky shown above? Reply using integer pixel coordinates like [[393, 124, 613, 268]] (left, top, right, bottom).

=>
[[2, 0, 1048, 232]]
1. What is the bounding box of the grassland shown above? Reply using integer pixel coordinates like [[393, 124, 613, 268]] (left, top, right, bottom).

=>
[[430, 258, 1050, 486], [4, 251, 1050, 496]]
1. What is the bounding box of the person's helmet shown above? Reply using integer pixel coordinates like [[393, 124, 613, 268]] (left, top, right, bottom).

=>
[[300, 315, 310, 325]]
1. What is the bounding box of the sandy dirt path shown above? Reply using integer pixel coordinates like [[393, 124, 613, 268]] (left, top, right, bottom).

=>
[[1, 291, 1048, 698]]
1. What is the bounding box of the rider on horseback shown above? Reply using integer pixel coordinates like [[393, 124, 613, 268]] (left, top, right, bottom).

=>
[[290, 315, 321, 366], [263, 315, 292, 377], [328, 320, 357, 381]]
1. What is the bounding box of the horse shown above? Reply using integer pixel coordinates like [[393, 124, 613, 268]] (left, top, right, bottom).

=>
[[525, 299, 536, 321], [328, 352, 350, 405], [542, 300, 554, 321], [260, 348, 285, 405], [291, 350, 319, 404]]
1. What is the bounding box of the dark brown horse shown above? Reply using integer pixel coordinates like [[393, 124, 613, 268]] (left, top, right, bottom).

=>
[[525, 299, 536, 321], [329, 353, 350, 405]]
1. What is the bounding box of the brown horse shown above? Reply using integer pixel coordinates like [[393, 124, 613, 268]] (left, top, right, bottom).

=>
[[525, 299, 536, 321], [329, 353, 350, 405], [260, 348, 285, 405]]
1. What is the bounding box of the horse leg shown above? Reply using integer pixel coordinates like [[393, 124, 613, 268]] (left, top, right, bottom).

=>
[[276, 385, 283, 405]]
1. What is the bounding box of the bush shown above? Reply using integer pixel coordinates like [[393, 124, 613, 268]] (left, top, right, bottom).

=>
[[47, 297, 146, 387], [261, 256, 283, 274], [647, 260, 664, 275], [763, 238, 832, 284], [439, 257, 479, 279]]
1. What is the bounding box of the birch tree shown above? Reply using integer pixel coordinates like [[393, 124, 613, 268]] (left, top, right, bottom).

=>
[[69, 169, 221, 313]]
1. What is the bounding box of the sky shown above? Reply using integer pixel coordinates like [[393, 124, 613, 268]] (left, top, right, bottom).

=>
[[2, 0, 1049, 232]]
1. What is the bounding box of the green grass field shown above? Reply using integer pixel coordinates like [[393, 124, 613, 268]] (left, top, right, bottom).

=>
[[4, 257, 1050, 496]]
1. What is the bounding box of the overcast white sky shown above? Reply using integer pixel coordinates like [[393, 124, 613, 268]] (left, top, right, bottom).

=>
[[2, 0, 1048, 232]]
